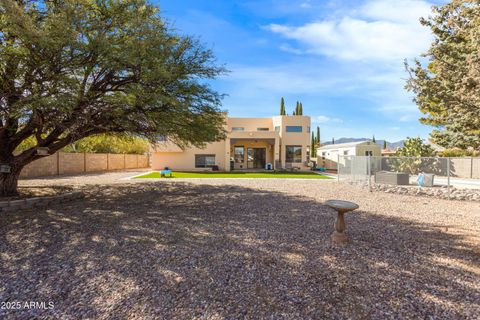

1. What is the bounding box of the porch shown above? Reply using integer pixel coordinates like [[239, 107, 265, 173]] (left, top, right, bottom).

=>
[[229, 137, 279, 171]]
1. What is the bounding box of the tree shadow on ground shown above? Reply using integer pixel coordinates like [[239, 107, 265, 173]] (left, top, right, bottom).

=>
[[0, 182, 479, 319]]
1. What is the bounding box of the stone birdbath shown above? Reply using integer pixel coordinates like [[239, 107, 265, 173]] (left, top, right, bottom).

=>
[[325, 200, 359, 244]]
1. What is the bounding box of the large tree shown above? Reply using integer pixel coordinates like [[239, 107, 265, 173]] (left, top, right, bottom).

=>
[[0, 0, 226, 196], [406, 0, 480, 149]]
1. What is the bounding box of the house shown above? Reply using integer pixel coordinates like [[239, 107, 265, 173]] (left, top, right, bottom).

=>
[[152, 115, 311, 171], [317, 141, 381, 169]]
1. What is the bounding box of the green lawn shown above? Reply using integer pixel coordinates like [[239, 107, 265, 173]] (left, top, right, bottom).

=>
[[135, 171, 331, 179]]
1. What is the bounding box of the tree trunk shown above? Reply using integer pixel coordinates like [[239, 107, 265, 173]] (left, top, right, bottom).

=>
[[0, 166, 22, 197]]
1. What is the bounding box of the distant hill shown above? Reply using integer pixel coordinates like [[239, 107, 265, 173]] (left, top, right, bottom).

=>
[[321, 138, 404, 150]]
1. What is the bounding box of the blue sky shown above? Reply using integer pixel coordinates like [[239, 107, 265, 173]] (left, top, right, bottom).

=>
[[156, 0, 445, 142]]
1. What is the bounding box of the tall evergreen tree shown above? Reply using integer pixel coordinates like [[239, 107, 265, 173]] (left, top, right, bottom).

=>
[[316, 127, 320, 145], [295, 101, 299, 115], [372, 135, 376, 143], [280, 97, 286, 115], [332, 137, 335, 144], [299, 102, 303, 115], [406, 1, 480, 149], [383, 140, 387, 149], [311, 132, 316, 158]]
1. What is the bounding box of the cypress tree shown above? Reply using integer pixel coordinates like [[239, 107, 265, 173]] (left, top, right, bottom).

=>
[[299, 102, 303, 115], [383, 140, 387, 149], [332, 137, 335, 144], [311, 132, 316, 158], [316, 127, 320, 145], [372, 135, 376, 143], [280, 97, 286, 115]]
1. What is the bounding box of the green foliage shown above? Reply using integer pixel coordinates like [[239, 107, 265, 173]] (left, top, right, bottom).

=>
[[372, 135, 376, 143], [387, 137, 438, 174], [383, 140, 387, 149], [136, 171, 331, 179], [438, 148, 480, 157], [16, 134, 149, 154], [332, 137, 335, 144], [397, 137, 435, 157], [0, 0, 226, 165], [63, 134, 149, 154], [280, 97, 286, 115], [405, 1, 480, 149], [316, 127, 320, 145]]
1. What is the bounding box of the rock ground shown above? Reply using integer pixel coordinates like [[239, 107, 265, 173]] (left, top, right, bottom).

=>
[[0, 172, 478, 319]]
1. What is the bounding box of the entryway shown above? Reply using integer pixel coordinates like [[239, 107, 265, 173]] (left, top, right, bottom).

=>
[[247, 148, 266, 169]]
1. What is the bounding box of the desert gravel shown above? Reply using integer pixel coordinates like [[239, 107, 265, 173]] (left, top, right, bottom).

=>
[[0, 172, 478, 319]]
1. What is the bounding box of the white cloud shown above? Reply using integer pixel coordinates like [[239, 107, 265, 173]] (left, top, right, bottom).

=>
[[279, 44, 304, 55], [267, 0, 433, 61], [315, 115, 343, 123]]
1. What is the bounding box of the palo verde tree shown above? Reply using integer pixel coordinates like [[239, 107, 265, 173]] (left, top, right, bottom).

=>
[[406, 0, 480, 149], [0, 0, 227, 196]]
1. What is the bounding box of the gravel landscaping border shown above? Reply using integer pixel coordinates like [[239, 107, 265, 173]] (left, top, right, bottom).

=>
[[0, 191, 84, 212], [1, 176, 479, 319]]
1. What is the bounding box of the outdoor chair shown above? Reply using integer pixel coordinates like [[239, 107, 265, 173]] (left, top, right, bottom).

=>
[[160, 169, 173, 177]]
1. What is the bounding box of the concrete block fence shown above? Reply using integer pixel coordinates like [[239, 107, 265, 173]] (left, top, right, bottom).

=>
[[20, 152, 149, 179]]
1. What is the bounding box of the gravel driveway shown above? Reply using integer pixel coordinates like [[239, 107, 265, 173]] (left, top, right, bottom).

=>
[[1, 173, 479, 319]]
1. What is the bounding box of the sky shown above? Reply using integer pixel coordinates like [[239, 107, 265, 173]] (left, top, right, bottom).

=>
[[156, 0, 446, 142]]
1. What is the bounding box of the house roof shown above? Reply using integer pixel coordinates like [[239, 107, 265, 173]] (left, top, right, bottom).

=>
[[319, 141, 378, 150]]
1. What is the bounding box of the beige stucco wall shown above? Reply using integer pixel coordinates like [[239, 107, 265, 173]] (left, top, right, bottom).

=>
[[227, 117, 273, 131], [272, 115, 311, 170], [152, 115, 311, 171], [152, 140, 227, 171]]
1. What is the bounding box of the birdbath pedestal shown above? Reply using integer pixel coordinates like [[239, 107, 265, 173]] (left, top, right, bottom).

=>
[[325, 200, 359, 244]]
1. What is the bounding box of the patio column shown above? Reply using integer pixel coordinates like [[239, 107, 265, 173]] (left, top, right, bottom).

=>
[[274, 137, 280, 170], [225, 137, 231, 172]]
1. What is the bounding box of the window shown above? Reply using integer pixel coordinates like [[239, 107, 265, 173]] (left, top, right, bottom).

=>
[[365, 150, 373, 156], [232, 127, 244, 132], [307, 126, 311, 133], [275, 126, 280, 132], [195, 155, 215, 168], [343, 150, 349, 155], [286, 126, 302, 133], [286, 146, 302, 163], [257, 127, 269, 131], [234, 146, 245, 163]]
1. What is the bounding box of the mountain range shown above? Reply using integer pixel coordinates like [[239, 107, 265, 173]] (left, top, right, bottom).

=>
[[321, 138, 405, 150]]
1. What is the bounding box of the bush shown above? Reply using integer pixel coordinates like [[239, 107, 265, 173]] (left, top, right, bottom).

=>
[[16, 134, 149, 154], [63, 134, 149, 154], [438, 148, 480, 157]]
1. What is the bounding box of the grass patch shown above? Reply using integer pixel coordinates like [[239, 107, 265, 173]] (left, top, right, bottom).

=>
[[135, 171, 331, 179]]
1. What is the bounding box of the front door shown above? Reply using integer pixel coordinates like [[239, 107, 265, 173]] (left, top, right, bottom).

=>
[[247, 148, 266, 169]]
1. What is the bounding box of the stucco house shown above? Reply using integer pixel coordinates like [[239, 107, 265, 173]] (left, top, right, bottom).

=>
[[152, 115, 311, 171], [317, 141, 381, 169]]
